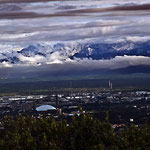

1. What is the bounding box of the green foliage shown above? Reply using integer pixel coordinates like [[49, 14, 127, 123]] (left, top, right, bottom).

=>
[[0, 113, 150, 150]]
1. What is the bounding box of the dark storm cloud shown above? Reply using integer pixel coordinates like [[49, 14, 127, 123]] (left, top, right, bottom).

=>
[[0, 11, 82, 19], [112, 4, 150, 11], [0, 3, 150, 20], [56, 5, 76, 10], [0, 0, 57, 4], [68, 3, 150, 14]]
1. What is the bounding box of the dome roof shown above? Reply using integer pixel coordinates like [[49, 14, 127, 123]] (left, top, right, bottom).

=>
[[36, 105, 56, 111]]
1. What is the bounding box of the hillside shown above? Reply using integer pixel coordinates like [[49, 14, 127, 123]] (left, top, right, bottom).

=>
[[0, 111, 150, 150]]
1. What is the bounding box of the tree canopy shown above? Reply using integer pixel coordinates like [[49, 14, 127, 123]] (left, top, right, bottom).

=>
[[0, 112, 150, 150]]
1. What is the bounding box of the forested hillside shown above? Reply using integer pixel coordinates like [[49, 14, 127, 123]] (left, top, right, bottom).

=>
[[0, 110, 150, 150]]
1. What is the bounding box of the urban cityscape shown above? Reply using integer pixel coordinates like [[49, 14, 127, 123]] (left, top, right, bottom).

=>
[[0, 81, 150, 128]]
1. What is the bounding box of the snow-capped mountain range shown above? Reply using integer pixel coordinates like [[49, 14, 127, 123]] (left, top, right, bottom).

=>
[[1, 41, 150, 66]]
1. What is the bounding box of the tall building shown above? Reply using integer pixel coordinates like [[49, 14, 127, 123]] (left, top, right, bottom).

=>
[[56, 94, 59, 107], [109, 80, 113, 89]]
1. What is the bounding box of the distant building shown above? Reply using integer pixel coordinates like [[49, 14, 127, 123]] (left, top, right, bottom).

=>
[[108, 80, 113, 89], [36, 105, 56, 111]]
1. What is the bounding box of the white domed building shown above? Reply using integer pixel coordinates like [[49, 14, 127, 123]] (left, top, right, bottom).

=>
[[36, 105, 56, 111]]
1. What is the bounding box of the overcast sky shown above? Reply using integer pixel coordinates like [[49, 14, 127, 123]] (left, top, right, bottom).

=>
[[0, 0, 150, 49], [0, 0, 150, 76]]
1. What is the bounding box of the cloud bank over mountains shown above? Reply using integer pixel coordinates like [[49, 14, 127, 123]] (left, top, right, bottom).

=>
[[1, 41, 150, 72], [0, 0, 150, 77]]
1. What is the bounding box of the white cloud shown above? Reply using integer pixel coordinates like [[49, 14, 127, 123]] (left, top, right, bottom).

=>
[[18, 54, 46, 65], [126, 36, 150, 42], [101, 26, 117, 34], [0, 61, 13, 68], [71, 55, 150, 70], [8, 54, 150, 70]]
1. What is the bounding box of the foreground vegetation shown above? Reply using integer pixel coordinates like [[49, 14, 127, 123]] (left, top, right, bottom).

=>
[[0, 111, 150, 150]]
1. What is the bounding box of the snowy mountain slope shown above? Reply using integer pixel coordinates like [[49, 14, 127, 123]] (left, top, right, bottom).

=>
[[0, 41, 150, 66]]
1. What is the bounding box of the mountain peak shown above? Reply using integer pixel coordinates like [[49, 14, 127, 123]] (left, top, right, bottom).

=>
[[1, 41, 150, 66]]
